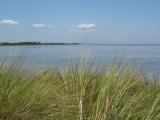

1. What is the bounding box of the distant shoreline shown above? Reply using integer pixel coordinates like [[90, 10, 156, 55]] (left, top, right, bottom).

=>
[[0, 42, 160, 46], [0, 42, 80, 46]]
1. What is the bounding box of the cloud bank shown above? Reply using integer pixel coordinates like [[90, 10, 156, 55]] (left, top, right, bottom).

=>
[[78, 23, 96, 30], [31, 24, 53, 28], [0, 19, 19, 25]]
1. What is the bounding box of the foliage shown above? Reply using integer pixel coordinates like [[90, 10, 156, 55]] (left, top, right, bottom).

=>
[[0, 59, 160, 120]]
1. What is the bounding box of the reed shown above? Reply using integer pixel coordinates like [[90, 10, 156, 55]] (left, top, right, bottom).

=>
[[0, 58, 160, 120]]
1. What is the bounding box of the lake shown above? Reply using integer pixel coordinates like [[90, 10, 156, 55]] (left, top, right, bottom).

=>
[[0, 45, 160, 75]]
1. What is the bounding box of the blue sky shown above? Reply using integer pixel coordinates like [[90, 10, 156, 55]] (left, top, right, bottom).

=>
[[0, 0, 160, 43]]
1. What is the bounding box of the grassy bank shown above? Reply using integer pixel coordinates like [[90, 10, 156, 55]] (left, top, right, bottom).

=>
[[0, 59, 160, 120]]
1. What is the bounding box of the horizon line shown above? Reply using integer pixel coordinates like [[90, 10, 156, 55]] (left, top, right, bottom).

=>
[[0, 41, 160, 46]]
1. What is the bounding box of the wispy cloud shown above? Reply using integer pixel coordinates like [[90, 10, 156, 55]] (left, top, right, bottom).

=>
[[0, 19, 19, 25], [78, 23, 96, 30], [31, 24, 53, 28]]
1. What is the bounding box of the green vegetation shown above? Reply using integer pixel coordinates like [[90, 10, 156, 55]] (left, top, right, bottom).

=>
[[0, 42, 41, 46], [0, 42, 80, 46], [0, 58, 160, 120], [1, 42, 160, 46]]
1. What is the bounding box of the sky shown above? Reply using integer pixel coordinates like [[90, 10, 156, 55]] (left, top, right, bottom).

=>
[[0, 0, 160, 43]]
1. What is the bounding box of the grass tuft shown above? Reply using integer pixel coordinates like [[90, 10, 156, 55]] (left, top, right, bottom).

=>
[[0, 58, 160, 120]]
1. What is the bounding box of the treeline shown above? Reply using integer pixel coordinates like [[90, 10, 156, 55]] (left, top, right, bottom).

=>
[[0, 42, 80, 46], [0, 42, 41, 46]]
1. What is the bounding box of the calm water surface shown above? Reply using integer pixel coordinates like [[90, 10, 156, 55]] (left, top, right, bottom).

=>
[[0, 45, 160, 74]]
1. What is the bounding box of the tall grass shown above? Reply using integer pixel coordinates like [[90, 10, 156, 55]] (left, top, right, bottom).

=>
[[0, 58, 160, 120]]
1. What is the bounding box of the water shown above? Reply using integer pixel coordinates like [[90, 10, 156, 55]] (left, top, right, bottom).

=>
[[0, 45, 160, 75]]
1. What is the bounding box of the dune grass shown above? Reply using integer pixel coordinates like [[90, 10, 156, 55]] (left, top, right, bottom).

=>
[[0, 58, 160, 120]]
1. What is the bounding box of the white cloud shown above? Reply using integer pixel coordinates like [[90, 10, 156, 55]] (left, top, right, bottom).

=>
[[31, 24, 53, 28], [0, 19, 19, 25], [78, 23, 96, 30]]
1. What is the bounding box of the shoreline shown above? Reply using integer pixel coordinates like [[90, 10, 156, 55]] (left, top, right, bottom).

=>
[[1, 42, 160, 46]]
